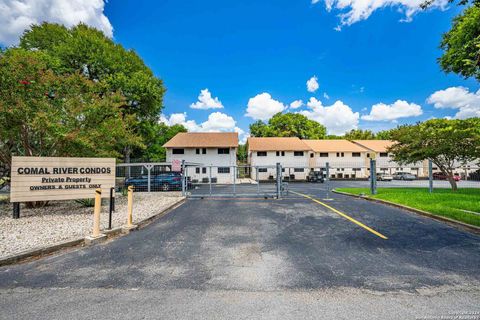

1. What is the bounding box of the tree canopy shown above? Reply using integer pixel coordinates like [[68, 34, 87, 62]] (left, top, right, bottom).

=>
[[439, 4, 480, 81], [249, 113, 326, 139], [388, 118, 480, 190], [422, 0, 480, 81], [0, 48, 142, 168], [141, 123, 187, 162], [343, 129, 376, 140], [17, 23, 166, 160]]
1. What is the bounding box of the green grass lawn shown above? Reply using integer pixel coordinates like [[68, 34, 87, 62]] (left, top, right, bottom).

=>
[[335, 188, 480, 227]]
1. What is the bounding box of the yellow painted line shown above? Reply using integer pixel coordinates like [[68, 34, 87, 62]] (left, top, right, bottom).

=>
[[290, 191, 388, 240]]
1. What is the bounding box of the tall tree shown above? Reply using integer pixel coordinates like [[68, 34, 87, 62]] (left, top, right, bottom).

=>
[[237, 144, 248, 163], [422, 0, 480, 81], [388, 118, 480, 190], [375, 129, 394, 140], [344, 129, 376, 140], [140, 123, 187, 162], [249, 113, 326, 139], [18, 23, 166, 160], [439, 4, 480, 81], [0, 49, 142, 170]]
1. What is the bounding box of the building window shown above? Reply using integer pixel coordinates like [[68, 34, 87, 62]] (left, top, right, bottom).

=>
[[257, 151, 267, 157], [218, 167, 230, 174], [258, 168, 267, 173], [353, 168, 361, 171], [281, 151, 285, 156], [172, 148, 184, 154], [379, 152, 388, 157], [202, 167, 207, 174], [276, 151, 280, 157], [294, 168, 304, 173], [352, 152, 361, 157], [310, 153, 314, 158], [218, 148, 230, 154], [320, 153, 328, 157], [367, 153, 370, 158], [336, 152, 344, 157], [202, 148, 207, 154], [196, 149, 200, 155], [294, 151, 304, 157], [282, 168, 285, 172], [195, 168, 200, 174]]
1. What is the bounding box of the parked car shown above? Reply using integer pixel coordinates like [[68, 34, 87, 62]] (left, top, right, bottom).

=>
[[376, 173, 393, 181], [306, 171, 325, 183], [125, 172, 192, 191], [468, 169, 480, 181], [432, 172, 461, 181], [392, 172, 417, 180]]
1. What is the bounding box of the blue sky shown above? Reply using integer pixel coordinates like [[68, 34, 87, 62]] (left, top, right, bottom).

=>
[[1, 0, 479, 142]]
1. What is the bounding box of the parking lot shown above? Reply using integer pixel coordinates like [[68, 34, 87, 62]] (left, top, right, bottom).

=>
[[1, 183, 479, 319]]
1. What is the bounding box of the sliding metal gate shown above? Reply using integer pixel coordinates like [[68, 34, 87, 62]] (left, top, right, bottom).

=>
[[182, 162, 284, 199]]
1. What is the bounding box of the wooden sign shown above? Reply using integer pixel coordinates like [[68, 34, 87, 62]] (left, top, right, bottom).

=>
[[10, 156, 116, 202]]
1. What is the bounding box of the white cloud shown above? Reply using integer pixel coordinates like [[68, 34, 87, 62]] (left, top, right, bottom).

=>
[[201, 112, 235, 131], [245, 93, 286, 120], [361, 100, 423, 121], [323, 92, 330, 100], [289, 100, 304, 109], [160, 112, 248, 143], [160, 112, 201, 132], [300, 97, 359, 135], [0, 0, 113, 46], [427, 86, 480, 119], [235, 127, 249, 144], [306, 76, 319, 93], [190, 88, 224, 110], [311, 0, 449, 28]]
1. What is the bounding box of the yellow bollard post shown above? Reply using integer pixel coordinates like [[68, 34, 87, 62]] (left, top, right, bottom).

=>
[[123, 186, 137, 233], [92, 188, 102, 237], [127, 185, 134, 227], [85, 188, 107, 245]]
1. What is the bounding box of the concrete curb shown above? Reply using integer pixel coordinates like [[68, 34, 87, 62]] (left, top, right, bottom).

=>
[[332, 190, 480, 235], [0, 197, 186, 267], [0, 238, 85, 267]]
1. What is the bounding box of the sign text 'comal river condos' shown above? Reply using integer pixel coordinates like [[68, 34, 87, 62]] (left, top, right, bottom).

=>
[[10, 156, 116, 202]]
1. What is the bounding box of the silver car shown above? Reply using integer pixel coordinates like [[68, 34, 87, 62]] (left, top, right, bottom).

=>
[[392, 172, 416, 180], [377, 173, 393, 181]]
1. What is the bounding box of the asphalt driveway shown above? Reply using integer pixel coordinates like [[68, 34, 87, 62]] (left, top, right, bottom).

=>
[[1, 183, 479, 319]]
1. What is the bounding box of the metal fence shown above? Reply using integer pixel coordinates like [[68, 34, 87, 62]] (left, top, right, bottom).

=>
[[114, 159, 480, 198], [115, 162, 184, 192], [183, 163, 282, 198]]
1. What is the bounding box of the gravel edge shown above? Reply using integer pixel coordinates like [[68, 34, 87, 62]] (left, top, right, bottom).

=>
[[0, 197, 185, 267]]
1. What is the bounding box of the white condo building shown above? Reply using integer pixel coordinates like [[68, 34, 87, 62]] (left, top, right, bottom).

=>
[[164, 132, 238, 183], [247, 137, 311, 180]]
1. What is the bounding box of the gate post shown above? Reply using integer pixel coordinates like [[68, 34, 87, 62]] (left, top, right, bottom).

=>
[[181, 160, 186, 196], [325, 162, 332, 200], [233, 165, 236, 197], [428, 159, 433, 194], [276, 162, 282, 199], [145, 164, 153, 193], [256, 166, 260, 195], [209, 165, 212, 196], [370, 159, 377, 195]]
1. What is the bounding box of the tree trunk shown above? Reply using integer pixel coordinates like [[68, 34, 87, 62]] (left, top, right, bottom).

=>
[[447, 173, 458, 191]]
